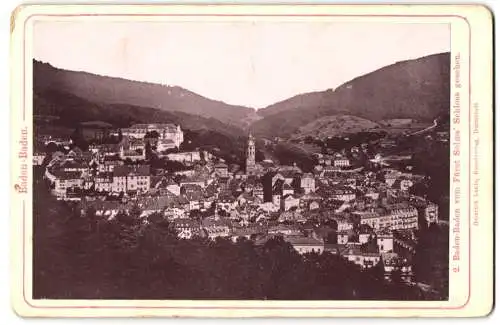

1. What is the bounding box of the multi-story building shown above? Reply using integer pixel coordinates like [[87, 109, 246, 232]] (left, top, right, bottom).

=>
[[121, 123, 184, 148], [330, 187, 356, 202], [157, 139, 177, 152], [99, 156, 124, 173], [284, 236, 325, 255], [112, 167, 128, 193], [112, 165, 151, 194], [171, 218, 203, 239], [33, 152, 45, 166], [358, 211, 386, 230], [214, 163, 229, 178], [376, 230, 394, 253], [300, 173, 316, 194], [333, 153, 350, 168], [51, 170, 83, 198], [410, 196, 439, 226], [386, 203, 419, 230], [282, 194, 300, 211], [341, 245, 381, 269], [127, 165, 151, 193], [381, 252, 413, 281]]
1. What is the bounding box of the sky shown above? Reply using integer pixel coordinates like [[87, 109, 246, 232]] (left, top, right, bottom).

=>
[[33, 21, 450, 108]]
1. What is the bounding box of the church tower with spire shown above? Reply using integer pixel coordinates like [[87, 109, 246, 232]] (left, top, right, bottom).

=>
[[246, 133, 256, 175]]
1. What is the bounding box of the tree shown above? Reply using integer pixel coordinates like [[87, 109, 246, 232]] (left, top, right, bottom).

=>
[[145, 130, 160, 139], [46, 142, 58, 153], [145, 141, 154, 161], [189, 209, 203, 221], [390, 269, 404, 285], [128, 205, 142, 220], [70, 126, 89, 151]]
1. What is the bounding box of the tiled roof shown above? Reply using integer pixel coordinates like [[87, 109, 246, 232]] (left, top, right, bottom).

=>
[[113, 165, 150, 177], [284, 235, 323, 246], [51, 169, 82, 180], [141, 195, 176, 211], [171, 218, 200, 229], [184, 190, 204, 202]]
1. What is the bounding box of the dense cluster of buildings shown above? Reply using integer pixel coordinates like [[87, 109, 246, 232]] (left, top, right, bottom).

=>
[[35, 123, 439, 282]]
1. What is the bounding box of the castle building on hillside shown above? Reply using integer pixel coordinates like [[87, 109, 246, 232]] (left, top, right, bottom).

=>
[[121, 123, 184, 148], [246, 133, 256, 175]]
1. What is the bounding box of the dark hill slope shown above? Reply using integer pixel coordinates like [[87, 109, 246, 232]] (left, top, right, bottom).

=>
[[34, 88, 245, 138], [33, 60, 255, 128], [252, 53, 450, 138]]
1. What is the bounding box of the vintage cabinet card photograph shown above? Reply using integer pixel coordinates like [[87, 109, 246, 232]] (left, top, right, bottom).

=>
[[9, 3, 494, 318]]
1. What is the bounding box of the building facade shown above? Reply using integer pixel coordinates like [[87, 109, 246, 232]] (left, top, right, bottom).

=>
[[121, 123, 184, 148]]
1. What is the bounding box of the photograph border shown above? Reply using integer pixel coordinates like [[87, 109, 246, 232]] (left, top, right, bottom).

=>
[[10, 4, 493, 318]]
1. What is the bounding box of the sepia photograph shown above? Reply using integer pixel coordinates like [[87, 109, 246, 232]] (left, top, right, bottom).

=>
[[31, 18, 450, 301], [9, 3, 494, 318]]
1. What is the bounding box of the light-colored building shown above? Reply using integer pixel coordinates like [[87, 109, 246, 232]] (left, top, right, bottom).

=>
[[282, 183, 294, 196], [381, 252, 413, 280], [214, 163, 229, 178], [33, 152, 45, 166], [166, 151, 201, 163], [272, 193, 281, 207], [335, 215, 355, 232], [119, 146, 145, 161], [99, 158, 124, 173], [94, 173, 113, 192], [357, 211, 391, 230], [411, 197, 439, 226], [121, 123, 184, 147], [424, 202, 439, 225], [359, 232, 372, 244], [51, 170, 83, 198], [253, 184, 264, 200], [127, 165, 151, 193], [342, 246, 381, 269], [157, 139, 177, 152], [331, 187, 356, 202], [300, 173, 316, 194], [202, 219, 231, 240], [166, 182, 181, 196], [337, 231, 350, 244], [171, 218, 202, 239], [282, 194, 300, 211], [246, 133, 256, 175], [285, 236, 324, 255], [376, 231, 394, 253], [333, 153, 350, 168], [400, 179, 414, 191]]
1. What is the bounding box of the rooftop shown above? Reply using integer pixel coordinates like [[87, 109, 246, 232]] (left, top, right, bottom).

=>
[[284, 235, 324, 246]]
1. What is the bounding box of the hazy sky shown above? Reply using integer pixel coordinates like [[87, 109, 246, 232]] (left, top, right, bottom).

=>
[[33, 21, 450, 108]]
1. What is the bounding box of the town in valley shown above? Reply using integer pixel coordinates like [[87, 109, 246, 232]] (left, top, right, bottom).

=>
[[32, 22, 451, 300], [33, 116, 449, 299]]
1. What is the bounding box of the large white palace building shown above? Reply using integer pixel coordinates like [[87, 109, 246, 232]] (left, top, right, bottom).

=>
[[121, 123, 184, 148]]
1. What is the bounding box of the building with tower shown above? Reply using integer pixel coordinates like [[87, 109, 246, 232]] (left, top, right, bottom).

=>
[[246, 133, 256, 175]]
